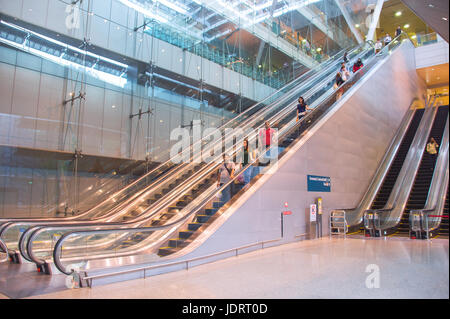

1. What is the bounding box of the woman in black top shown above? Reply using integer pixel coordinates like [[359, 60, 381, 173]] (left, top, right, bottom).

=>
[[297, 96, 312, 122]]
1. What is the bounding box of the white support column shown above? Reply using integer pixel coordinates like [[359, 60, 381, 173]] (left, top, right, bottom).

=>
[[366, 0, 384, 42]]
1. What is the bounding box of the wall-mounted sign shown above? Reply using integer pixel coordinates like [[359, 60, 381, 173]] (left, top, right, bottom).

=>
[[307, 175, 331, 192]]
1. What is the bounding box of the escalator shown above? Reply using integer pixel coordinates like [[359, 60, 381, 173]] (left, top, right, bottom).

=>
[[361, 108, 425, 235], [17, 43, 375, 267], [44, 35, 412, 277], [397, 105, 449, 236]]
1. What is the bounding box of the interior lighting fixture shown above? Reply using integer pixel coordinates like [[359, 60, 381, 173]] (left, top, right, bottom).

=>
[[403, 24, 410, 28], [355, 24, 360, 28], [395, 11, 402, 17]]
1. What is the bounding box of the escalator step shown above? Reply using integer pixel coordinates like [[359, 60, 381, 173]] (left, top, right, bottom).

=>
[[213, 201, 225, 209], [158, 247, 176, 256], [168, 239, 188, 248], [188, 222, 203, 231], [179, 230, 195, 239], [197, 215, 211, 223], [205, 208, 218, 216]]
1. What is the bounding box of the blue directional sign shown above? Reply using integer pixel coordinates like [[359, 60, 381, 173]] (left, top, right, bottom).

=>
[[307, 175, 331, 192]]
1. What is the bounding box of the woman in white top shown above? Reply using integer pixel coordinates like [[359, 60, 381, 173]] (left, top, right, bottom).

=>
[[340, 63, 350, 81]]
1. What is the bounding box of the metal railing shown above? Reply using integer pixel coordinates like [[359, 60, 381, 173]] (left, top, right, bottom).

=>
[[79, 238, 281, 288]]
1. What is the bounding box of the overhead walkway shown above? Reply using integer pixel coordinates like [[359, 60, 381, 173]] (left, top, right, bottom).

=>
[[30, 34, 417, 283]]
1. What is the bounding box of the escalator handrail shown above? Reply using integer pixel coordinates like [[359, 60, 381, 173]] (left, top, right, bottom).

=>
[[52, 39, 405, 275]]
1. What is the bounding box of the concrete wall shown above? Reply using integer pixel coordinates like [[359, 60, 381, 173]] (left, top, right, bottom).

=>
[[182, 41, 426, 258]]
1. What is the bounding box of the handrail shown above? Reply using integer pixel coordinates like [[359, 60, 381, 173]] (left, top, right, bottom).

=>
[[52, 38, 400, 275], [22, 45, 373, 265], [80, 238, 281, 287]]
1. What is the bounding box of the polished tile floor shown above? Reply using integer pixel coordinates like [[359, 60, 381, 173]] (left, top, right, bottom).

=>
[[19, 237, 449, 299]]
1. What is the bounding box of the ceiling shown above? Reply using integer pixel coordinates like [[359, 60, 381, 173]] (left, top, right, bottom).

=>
[[416, 63, 450, 88], [400, 0, 449, 42]]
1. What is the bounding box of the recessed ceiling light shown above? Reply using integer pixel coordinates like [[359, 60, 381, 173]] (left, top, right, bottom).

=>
[[442, 17, 448, 21], [395, 11, 402, 17], [428, 4, 434, 8], [112, 105, 116, 108], [411, 34, 417, 39], [404, 24, 410, 28], [355, 24, 360, 28]]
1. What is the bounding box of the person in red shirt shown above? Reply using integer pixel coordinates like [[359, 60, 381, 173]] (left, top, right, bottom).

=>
[[352, 58, 363, 73], [259, 121, 275, 149]]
